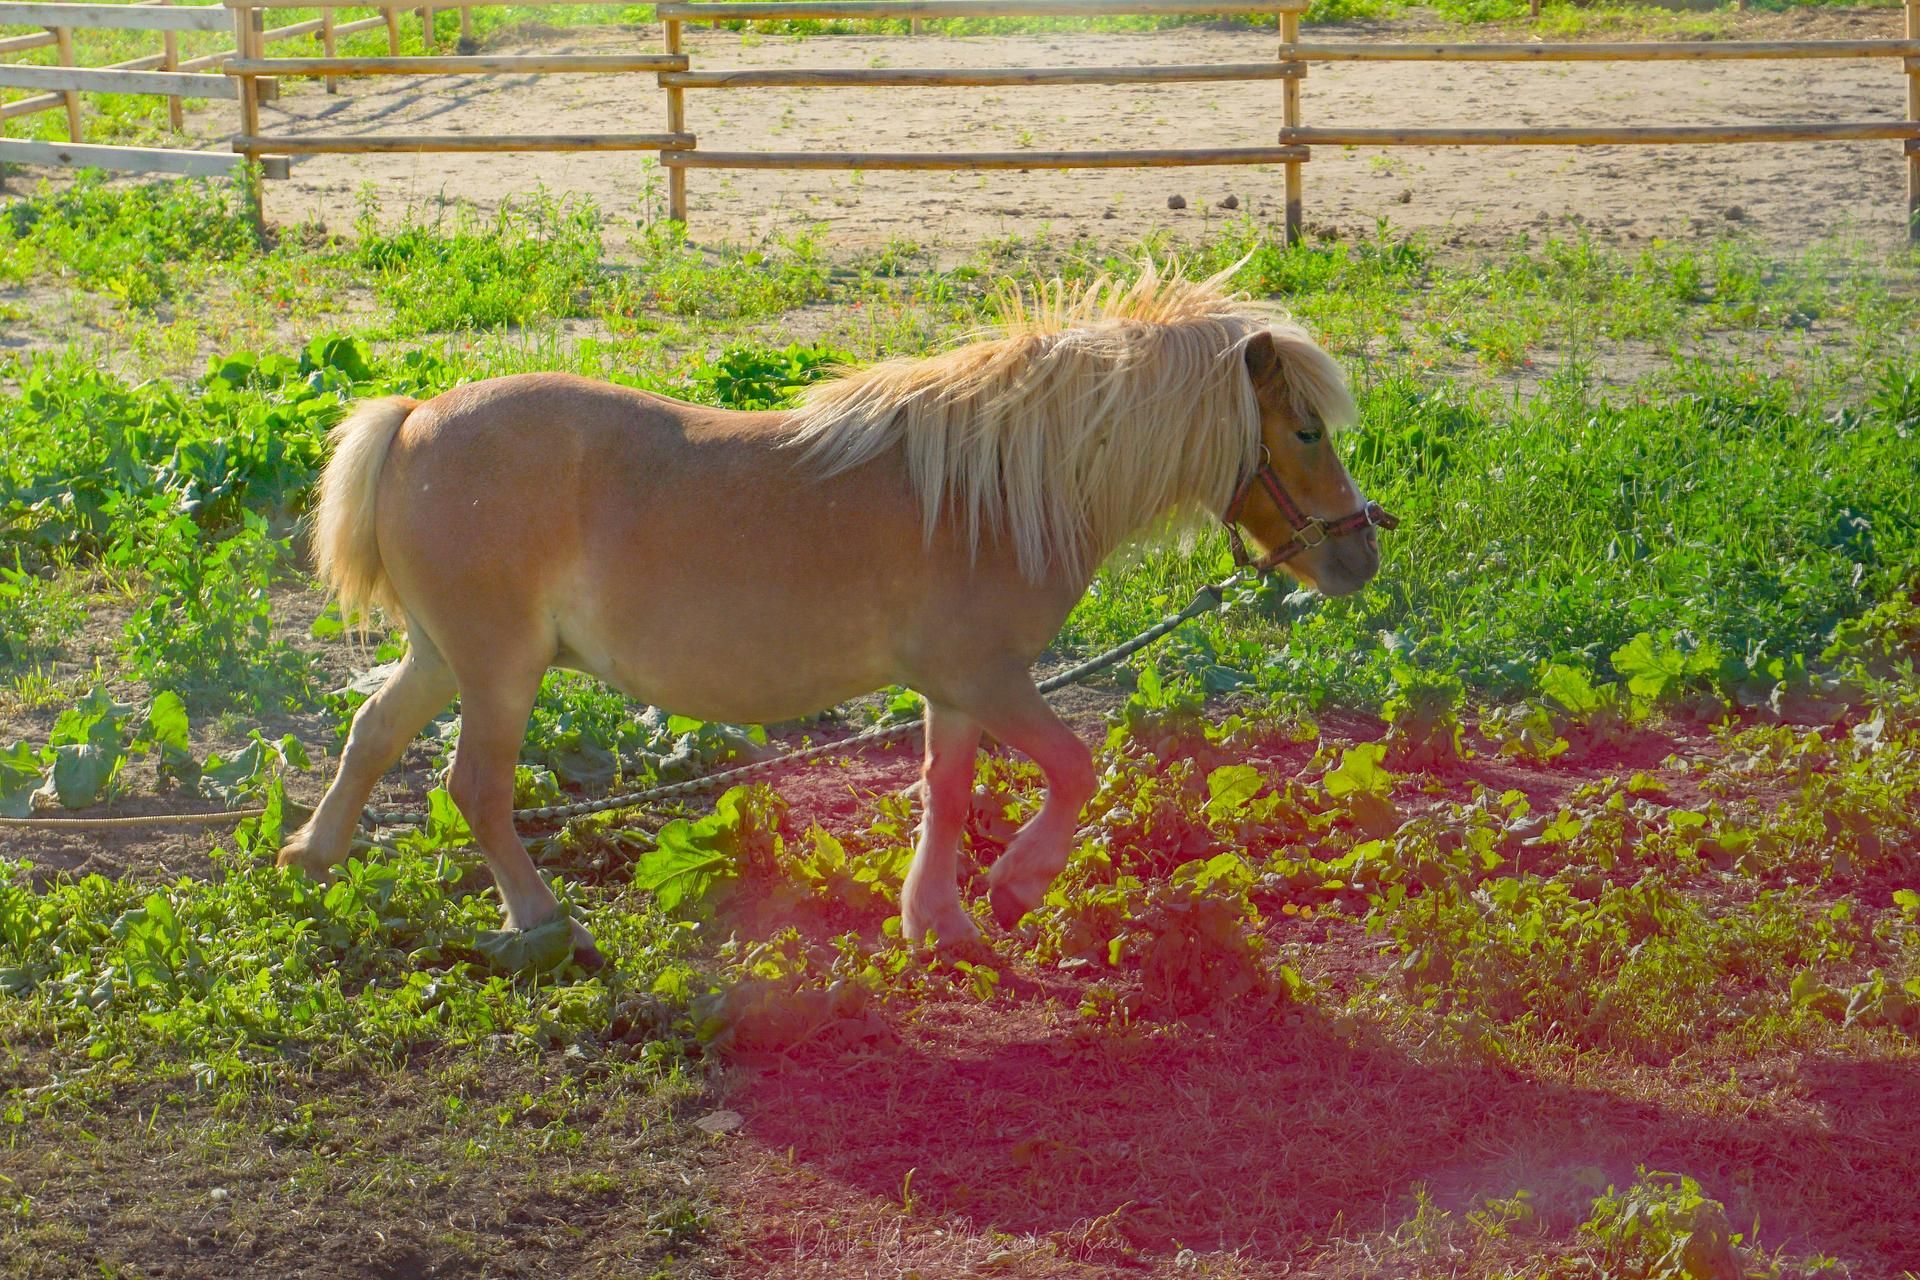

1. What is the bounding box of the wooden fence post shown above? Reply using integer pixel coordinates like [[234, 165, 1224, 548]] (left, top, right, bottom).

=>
[[384, 7, 401, 54], [1907, 0, 1918, 241], [159, 0, 184, 130], [421, 6, 435, 51], [1280, 7, 1303, 244], [234, 4, 264, 222], [665, 14, 687, 221], [460, 6, 474, 48], [322, 6, 338, 93], [320, 6, 339, 92], [52, 26, 81, 142]]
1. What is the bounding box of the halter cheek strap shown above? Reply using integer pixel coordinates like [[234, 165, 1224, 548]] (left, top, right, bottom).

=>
[[1221, 446, 1400, 575]]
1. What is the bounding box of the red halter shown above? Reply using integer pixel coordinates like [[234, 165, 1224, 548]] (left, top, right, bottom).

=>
[[1220, 446, 1399, 575]]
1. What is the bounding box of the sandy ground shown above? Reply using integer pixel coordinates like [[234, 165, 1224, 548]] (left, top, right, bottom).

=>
[[210, 10, 1918, 249]]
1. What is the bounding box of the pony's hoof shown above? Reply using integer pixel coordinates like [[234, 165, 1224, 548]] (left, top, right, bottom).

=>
[[900, 907, 982, 951], [990, 885, 1033, 931], [276, 840, 328, 878]]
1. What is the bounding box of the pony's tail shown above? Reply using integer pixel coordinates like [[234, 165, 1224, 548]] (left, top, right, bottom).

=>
[[311, 396, 416, 626]]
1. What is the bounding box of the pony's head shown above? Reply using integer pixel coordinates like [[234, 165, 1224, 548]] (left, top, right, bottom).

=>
[[1223, 325, 1384, 597], [787, 260, 1393, 590]]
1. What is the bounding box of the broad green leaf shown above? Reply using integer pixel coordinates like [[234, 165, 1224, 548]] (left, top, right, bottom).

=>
[[270, 732, 310, 771], [303, 334, 374, 382], [548, 739, 616, 791], [632, 789, 753, 914], [235, 779, 286, 856], [1323, 745, 1398, 838], [0, 741, 47, 818], [1538, 663, 1603, 716], [1323, 742, 1394, 801], [1205, 764, 1264, 816], [50, 687, 134, 751], [50, 742, 120, 809], [473, 915, 575, 976], [632, 825, 732, 915], [1611, 633, 1682, 700], [143, 692, 190, 759], [414, 788, 472, 851], [143, 692, 195, 786], [199, 740, 265, 806]]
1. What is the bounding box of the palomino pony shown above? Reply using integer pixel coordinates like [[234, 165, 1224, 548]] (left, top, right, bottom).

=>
[[282, 263, 1392, 964]]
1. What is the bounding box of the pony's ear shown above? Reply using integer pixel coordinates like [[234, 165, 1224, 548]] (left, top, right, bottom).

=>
[[1248, 323, 1359, 431], [1244, 329, 1279, 388]]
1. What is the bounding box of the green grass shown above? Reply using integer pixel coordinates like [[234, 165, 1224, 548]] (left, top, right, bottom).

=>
[[1, 176, 1918, 1277]]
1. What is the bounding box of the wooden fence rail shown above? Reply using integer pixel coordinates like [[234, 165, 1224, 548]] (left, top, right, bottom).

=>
[[6, 0, 1920, 242], [1296, 39, 1920, 61], [0, 0, 392, 149]]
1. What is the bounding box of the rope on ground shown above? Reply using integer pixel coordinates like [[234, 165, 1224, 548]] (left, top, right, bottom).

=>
[[0, 574, 1242, 836], [0, 808, 269, 831]]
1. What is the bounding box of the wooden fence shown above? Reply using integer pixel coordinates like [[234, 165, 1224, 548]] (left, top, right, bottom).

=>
[[213, 0, 1306, 221], [219, 0, 692, 185], [5, 0, 1920, 240], [0, 0, 404, 178], [636, 0, 1920, 240]]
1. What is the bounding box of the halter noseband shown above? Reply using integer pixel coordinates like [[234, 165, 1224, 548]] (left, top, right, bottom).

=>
[[1220, 446, 1400, 575]]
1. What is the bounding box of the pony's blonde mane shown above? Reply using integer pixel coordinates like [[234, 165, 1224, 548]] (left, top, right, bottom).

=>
[[786, 260, 1356, 582]]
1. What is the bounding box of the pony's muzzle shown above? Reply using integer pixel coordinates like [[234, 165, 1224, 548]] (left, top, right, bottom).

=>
[[1314, 524, 1382, 597]]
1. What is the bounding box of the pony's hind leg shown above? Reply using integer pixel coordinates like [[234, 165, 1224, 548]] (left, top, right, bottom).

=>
[[900, 703, 984, 946], [281, 634, 455, 877], [446, 660, 603, 968], [963, 675, 1096, 930]]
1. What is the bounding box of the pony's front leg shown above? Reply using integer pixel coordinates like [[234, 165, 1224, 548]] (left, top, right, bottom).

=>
[[963, 676, 1097, 929], [899, 703, 984, 946]]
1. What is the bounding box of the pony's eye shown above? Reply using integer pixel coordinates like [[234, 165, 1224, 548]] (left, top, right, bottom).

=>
[[1295, 428, 1324, 445]]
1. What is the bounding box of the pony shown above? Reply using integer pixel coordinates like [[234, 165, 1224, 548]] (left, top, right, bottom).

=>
[[281, 262, 1393, 965]]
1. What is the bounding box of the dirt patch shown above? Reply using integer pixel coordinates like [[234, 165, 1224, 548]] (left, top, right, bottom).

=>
[[185, 11, 1918, 251], [708, 990, 1920, 1276]]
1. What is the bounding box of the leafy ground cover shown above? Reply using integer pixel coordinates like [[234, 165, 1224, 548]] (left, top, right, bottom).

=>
[[0, 176, 1917, 1277]]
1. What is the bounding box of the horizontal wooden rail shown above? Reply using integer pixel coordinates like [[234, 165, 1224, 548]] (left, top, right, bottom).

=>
[[234, 131, 698, 153], [0, 37, 280, 119], [224, 53, 689, 75], [655, 0, 1305, 18], [1286, 122, 1920, 145], [178, 14, 383, 68], [0, 31, 60, 54], [223, 0, 632, 7], [1295, 39, 1920, 61], [663, 60, 1302, 87], [663, 145, 1310, 169], [0, 63, 235, 97], [0, 3, 229, 31], [0, 136, 242, 175], [0, 11, 372, 127]]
